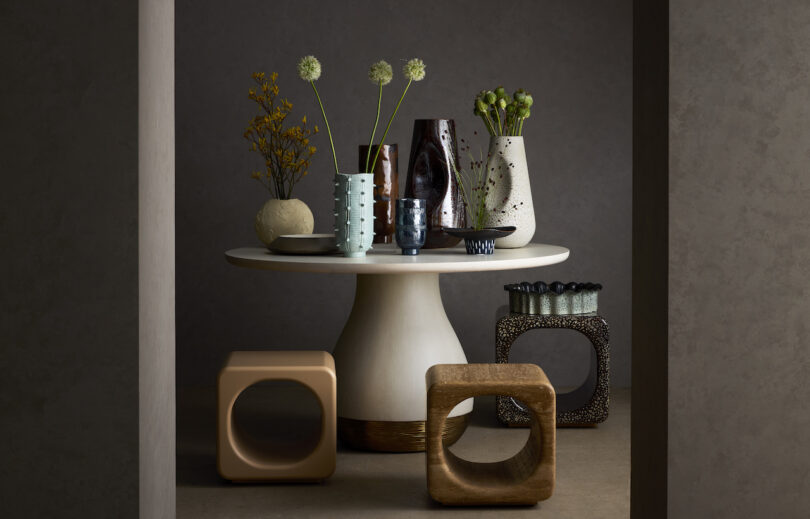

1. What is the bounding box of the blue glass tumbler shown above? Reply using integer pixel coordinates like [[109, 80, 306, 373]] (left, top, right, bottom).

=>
[[395, 198, 427, 255]]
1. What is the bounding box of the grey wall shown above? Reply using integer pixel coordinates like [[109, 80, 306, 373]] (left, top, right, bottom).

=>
[[0, 1, 140, 517], [176, 0, 631, 393], [139, 0, 176, 516], [1, 1, 176, 517], [668, 1, 810, 516]]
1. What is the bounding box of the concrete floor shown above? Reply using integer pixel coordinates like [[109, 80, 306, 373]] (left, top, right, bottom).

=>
[[177, 387, 630, 518]]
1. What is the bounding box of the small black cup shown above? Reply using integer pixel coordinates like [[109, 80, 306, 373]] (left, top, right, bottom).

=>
[[395, 198, 427, 255]]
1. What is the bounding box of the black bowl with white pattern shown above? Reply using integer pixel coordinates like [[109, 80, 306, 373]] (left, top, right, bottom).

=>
[[442, 227, 516, 255]]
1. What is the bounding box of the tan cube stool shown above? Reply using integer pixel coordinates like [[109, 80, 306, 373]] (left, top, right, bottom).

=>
[[217, 350, 336, 482], [426, 364, 556, 505]]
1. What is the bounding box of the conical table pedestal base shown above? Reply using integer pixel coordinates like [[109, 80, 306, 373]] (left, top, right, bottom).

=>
[[333, 273, 473, 452]]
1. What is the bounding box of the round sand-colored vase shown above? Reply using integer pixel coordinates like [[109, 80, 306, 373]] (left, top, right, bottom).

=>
[[404, 119, 465, 249], [254, 198, 314, 248], [358, 144, 398, 244], [334, 173, 374, 257], [483, 136, 535, 248]]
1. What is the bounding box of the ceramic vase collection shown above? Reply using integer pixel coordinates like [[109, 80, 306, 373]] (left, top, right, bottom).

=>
[[261, 129, 535, 256], [404, 119, 466, 249], [395, 198, 427, 255], [254, 198, 315, 248], [483, 136, 535, 248], [334, 173, 374, 257], [358, 144, 398, 245]]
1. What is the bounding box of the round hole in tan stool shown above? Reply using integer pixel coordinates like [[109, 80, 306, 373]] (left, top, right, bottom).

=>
[[425, 363, 556, 505], [217, 351, 336, 482]]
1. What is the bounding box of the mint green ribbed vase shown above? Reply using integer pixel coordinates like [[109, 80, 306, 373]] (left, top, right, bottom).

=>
[[334, 173, 375, 257]]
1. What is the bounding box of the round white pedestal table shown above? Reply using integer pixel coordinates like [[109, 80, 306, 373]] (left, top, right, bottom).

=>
[[225, 243, 569, 451]]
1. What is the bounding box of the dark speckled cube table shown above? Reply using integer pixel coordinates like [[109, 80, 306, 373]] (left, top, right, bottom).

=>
[[495, 313, 610, 427]]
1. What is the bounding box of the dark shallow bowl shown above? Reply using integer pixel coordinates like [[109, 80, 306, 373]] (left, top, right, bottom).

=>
[[441, 226, 517, 241]]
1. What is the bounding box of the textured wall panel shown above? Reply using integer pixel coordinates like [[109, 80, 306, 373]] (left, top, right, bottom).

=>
[[670, 1, 810, 516], [0, 1, 139, 516]]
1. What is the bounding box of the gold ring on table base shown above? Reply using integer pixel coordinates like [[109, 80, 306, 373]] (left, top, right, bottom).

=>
[[338, 414, 470, 452]]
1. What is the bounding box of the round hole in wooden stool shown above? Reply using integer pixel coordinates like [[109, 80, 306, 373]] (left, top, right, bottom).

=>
[[445, 396, 530, 463], [441, 397, 542, 487], [230, 380, 323, 466]]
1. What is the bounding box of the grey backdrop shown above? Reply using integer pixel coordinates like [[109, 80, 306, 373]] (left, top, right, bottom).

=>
[[1, 0, 140, 516], [668, 1, 810, 515], [176, 0, 632, 392], [2, 0, 176, 516]]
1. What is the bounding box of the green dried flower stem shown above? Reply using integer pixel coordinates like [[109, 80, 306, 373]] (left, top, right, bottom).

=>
[[475, 96, 497, 136], [365, 81, 383, 173], [473, 87, 533, 136], [370, 58, 426, 170], [370, 78, 411, 169], [481, 113, 496, 136], [298, 56, 339, 175], [452, 149, 490, 230], [365, 60, 394, 172], [309, 80, 339, 175]]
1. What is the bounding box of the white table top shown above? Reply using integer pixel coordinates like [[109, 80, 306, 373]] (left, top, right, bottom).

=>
[[225, 243, 569, 274]]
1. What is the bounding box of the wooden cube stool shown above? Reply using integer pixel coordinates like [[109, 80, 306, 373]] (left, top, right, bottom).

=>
[[496, 314, 610, 427], [426, 364, 556, 505], [217, 351, 336, 482]]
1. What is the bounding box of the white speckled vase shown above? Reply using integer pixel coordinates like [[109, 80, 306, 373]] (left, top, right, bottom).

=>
[[483, 136, 535, 248], [334, 173, 374, 257]]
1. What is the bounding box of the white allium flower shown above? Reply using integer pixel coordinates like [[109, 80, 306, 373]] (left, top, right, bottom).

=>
[[403, 58, 426, 81], [297, 55, 322, 81], [368, 60, 393, 85]]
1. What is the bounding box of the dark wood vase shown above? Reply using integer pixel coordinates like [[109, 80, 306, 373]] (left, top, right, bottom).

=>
[[359, 144, 398, 244], [404, 119, 465, 248]]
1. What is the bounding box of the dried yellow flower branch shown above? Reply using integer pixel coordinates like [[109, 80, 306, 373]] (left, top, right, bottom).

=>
[[244, 71, 318, 199]]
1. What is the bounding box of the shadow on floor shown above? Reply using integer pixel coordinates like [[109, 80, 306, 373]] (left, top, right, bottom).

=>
[[176, 387, 509, 487]]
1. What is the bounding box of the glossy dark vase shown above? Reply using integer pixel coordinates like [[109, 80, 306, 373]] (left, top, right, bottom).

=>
[[404, 119, 465, 248], [359, 144, 398, 244]]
